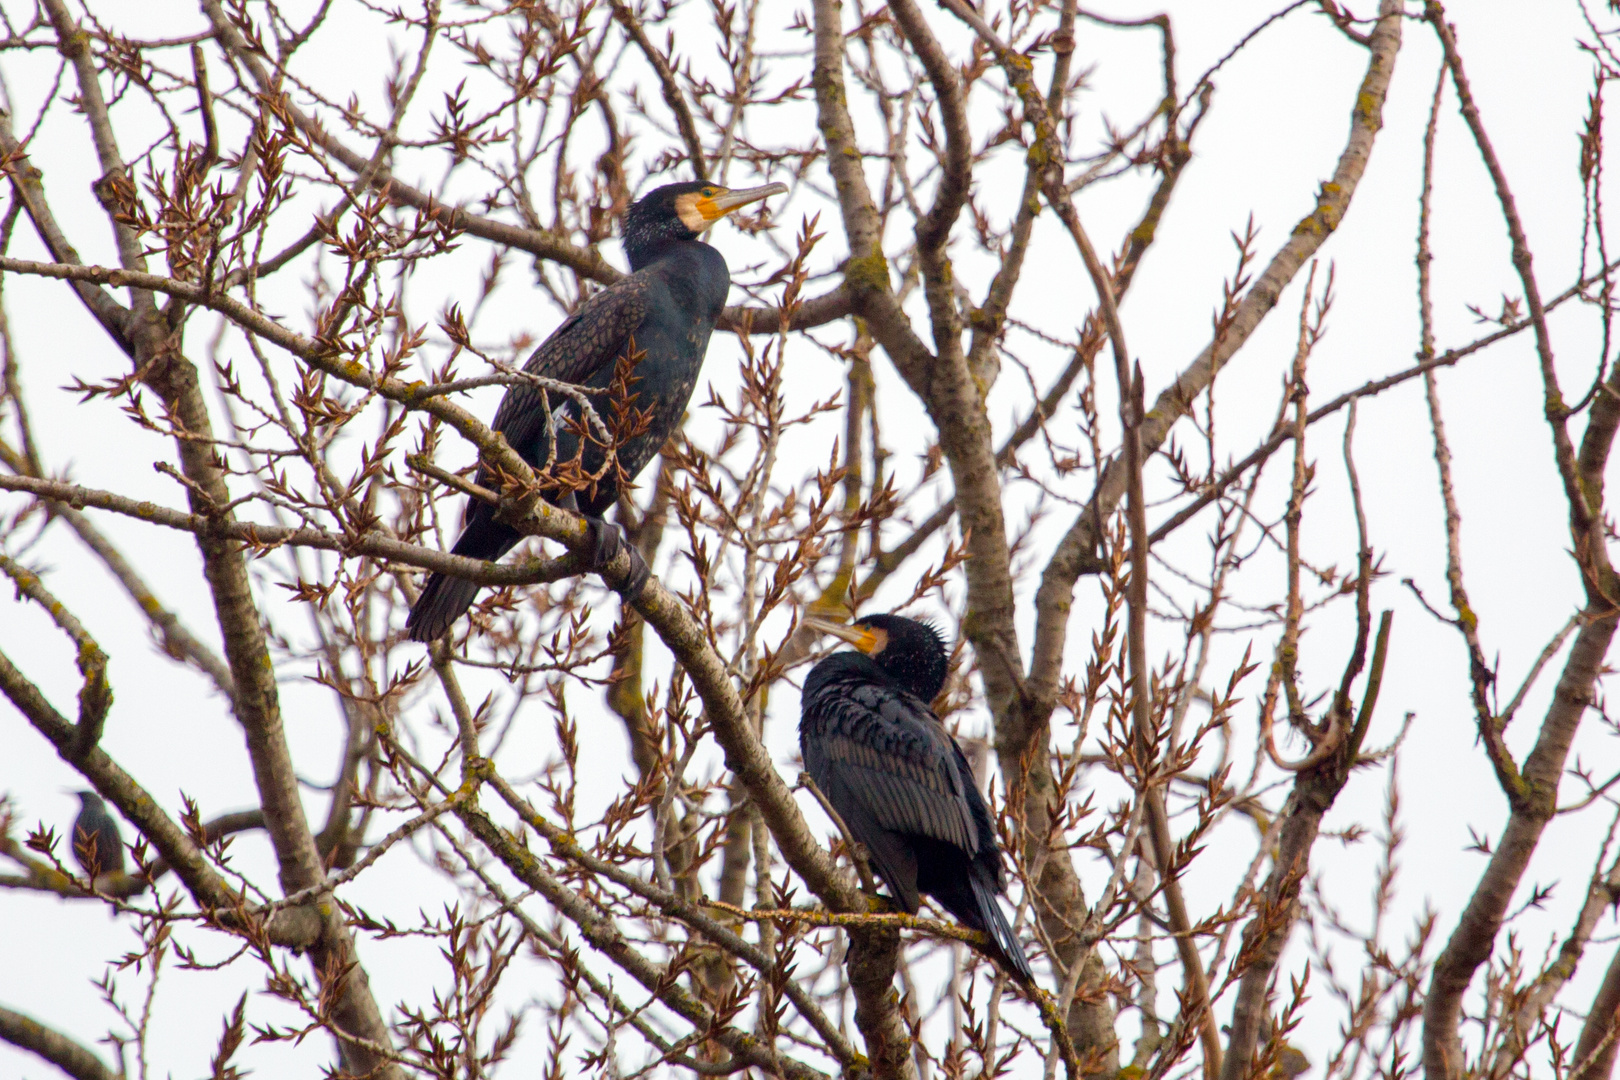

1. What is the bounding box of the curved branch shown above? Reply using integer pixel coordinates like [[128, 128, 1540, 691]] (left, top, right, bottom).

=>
[[0, 551, 110, 757], [0, 114, 130, 349], [0, 1005, 118, 1080], [888, 0, 969, 257], [1039, 0, 1405, 597], [808, 0, 933, 379], [33, 481, 235, 698], [609, 0, 708, 177], [1426, 2, 1585, 535], [0, 472, 579, 586], [0, 650, 321, 946], [1420, 7, 1620, 1069]]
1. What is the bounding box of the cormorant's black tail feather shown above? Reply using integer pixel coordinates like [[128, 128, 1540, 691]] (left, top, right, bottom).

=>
[[406, 574, 483, 643], [925, 861, 1033, 984], [969, 873, 1034, 984], [406, 510, 519, 642]]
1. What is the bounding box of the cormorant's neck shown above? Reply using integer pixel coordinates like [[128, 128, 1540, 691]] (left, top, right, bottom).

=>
[[812, 650, 933, 702], [625, 236, 713, 272], [881, 661, 944, 702]]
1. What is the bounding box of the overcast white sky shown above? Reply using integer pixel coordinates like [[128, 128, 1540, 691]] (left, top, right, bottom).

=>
[[2, 0, 1617, 1075]]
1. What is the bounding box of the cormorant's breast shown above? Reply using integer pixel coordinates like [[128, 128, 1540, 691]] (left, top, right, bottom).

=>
[[618, 238, 728, 428], [560, 239, 729, 515], [641, 240, 731, 323]]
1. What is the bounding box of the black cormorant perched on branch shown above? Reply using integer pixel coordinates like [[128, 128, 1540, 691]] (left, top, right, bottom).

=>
[[72, 790, 125, 879], [407, 179, 787, 641], [800, 614, 1034, 983]]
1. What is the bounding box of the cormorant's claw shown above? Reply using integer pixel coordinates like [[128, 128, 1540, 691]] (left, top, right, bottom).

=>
[[583, 518, 651, 602]]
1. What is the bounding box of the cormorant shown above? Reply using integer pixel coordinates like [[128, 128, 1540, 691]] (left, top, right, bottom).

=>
[[407, 179, 787, 641], [72, 790, 124, 879], [800, 614, 1033, 983]]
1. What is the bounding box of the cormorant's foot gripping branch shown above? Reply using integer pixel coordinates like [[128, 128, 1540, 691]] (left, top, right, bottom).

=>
[[584, 518, 650, 602]]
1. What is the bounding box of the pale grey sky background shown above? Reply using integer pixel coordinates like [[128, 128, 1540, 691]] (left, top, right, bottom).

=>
[[2, 0, 1615, 1075]]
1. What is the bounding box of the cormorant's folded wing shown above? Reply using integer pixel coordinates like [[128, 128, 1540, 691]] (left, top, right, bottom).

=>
[[804, 684, 979, 856], [488, 273, 651, 464]]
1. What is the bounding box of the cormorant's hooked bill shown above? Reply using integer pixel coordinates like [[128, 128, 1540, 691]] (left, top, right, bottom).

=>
[[406, 179, 787, 643], [799, 613, 1034, 983]]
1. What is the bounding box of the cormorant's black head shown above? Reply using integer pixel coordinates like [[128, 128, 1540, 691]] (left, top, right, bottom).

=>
[[804, 613, 949, 701], [621, 180, 787, 269], [74, 790, 103, 808]]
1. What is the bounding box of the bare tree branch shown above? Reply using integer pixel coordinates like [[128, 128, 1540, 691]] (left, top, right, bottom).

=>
[[0, 1004, 119, 1080]]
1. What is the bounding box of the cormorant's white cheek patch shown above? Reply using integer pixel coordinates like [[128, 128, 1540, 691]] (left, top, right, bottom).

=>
[[857, 626, 890, 657], [673, 194, 707, 232]]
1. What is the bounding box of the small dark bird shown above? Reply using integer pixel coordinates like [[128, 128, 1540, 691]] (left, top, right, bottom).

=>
[[800, 614, 1033, 983], [72, 790, 125, 879], [407, 179, 788, 642]]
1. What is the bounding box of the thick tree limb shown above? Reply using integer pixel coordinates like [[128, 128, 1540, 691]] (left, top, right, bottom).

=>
[[13, 12, 401, 1067], [1420, 6, 1620, 1074], [608, 0, 708, 177], [947, 5, 1401, 1065], [39, 0, 152, 299], [0, 1005, 118, 1080], [1038, 0, 1404, 594], [1574, 943, 1620, 1080], [198, 0, 840, 336], [0, 649, 321, 944], [950, 12, 1213, 1052]]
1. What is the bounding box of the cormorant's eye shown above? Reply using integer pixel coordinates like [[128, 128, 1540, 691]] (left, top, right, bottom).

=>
[[702, 187, 717, 197]]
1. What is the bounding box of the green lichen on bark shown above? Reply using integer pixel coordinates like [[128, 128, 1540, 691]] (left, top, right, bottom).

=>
[[1355, 89, 1384, 129], [843, 251, 890, 292]]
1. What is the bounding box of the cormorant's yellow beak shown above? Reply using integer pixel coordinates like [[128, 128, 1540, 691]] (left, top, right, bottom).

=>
[[695, 182, 788, 223], [802, 615, 886, 656]]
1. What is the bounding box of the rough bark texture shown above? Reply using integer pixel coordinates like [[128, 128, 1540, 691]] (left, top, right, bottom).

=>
[[1573, 943, 1620, 1080], [0, 1006, 119, 1080], [1420, 4, 1620, 1075], [10, 5, 406, 1072], [1421, 616, 1617, 1077]]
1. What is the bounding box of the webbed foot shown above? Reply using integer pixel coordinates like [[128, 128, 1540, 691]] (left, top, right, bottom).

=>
[[583, 517, 651, 602]]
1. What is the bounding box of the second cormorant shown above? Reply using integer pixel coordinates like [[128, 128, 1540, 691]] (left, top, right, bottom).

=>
[[72, 790, 125, 880], [800, 613, 1034, 982], [407, 179, 787, 641]]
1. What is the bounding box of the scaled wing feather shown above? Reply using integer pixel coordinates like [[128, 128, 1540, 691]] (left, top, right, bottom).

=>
[[485, 274, 650, 474], [810, 688, 978, 857]]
